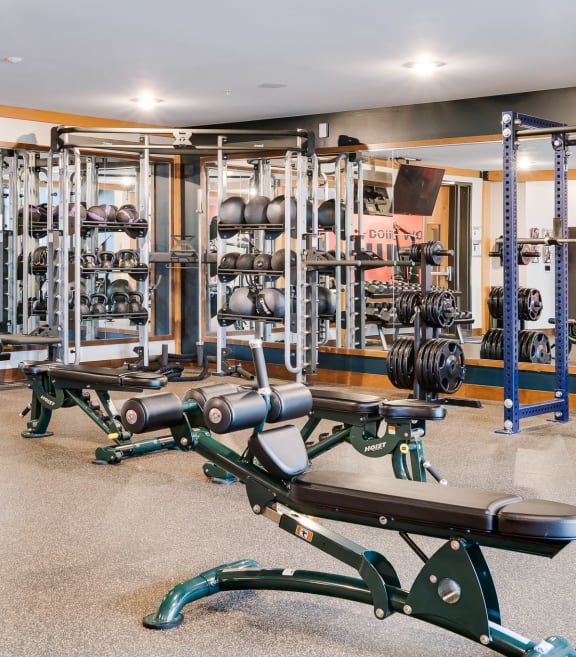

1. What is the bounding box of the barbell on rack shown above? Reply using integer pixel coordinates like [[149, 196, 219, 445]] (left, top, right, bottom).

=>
[[398, 240, 454, 265]]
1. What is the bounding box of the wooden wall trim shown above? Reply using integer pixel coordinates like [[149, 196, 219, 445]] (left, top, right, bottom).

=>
[[0, 104, 166, 128]]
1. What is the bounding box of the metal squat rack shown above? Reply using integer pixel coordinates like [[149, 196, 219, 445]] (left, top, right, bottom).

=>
[[500, 111, 572, 433]]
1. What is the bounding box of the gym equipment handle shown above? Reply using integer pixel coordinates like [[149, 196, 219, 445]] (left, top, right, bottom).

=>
[[250, 339, 270, 393]]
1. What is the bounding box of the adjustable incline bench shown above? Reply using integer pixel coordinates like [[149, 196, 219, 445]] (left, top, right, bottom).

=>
[[116, 340, 576, 657], [19, 361, 169, 453], [0, 333, 62, 362], [18, 356, 444, 481]]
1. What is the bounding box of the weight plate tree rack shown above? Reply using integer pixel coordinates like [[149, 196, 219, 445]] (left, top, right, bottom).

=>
[[501, 111, 570, 433]]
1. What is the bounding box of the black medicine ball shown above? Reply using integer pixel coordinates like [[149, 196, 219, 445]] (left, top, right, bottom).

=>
[[266, 195, 296, 224], [318, 198, 345, 227], [244, 195, 270, 224], [219, 196, 245, 224]]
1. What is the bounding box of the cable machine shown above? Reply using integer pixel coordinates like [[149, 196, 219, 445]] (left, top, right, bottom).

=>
[[500, 111, 571, 432]]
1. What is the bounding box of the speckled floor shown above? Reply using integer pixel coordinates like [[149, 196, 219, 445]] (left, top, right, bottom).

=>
[[0, 372, 574, 657]]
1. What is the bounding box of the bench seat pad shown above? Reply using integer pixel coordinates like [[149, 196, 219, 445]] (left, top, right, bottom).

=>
[[290, 471, 576, 539], [20, 361, 167, 389]]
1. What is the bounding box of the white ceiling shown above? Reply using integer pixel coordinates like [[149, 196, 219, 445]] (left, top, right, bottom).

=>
[[3, 0, 576, 129]]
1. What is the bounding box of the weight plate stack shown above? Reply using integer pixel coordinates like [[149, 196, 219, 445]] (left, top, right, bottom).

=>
[[518, 287, 543, 322], [487, 286, 504, 320], [518, 330, 551, 364], [480, 328, 504, 359], [420, 290, 457, 328], [415, 338, 465, 394], [386, 337, 415, 390], [394, 291, 421, 326], [423, 241, 444, 266]]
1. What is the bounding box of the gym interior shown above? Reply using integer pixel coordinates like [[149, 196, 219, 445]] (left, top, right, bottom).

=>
[[1, 4, 576, 657]]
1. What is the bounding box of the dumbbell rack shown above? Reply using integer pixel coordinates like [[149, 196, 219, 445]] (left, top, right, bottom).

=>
[[0, 148, 60, 338], [43, 148, 151, 364]]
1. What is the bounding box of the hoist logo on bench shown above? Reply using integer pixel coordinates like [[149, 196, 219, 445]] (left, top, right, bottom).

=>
[[39, 394, 57, 407], [364, 441, 388, 454]]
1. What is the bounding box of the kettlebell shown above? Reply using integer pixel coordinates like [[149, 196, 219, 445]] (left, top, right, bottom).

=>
[[97, 251, 115, 269], [128, 291, 143, 314], [80, 294, 91, 317], [80, 253, 98, 279], [111, 292, 130, 315], [128, 292, 149, 325], [115, 249, 139, 269], [90, 293, 108, 315]]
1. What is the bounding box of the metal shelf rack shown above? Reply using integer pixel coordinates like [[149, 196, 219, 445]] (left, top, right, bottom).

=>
[[500, 111, 570, 432]]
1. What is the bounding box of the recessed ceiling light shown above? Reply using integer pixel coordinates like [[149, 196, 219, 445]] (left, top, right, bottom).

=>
[[130, 95, 164, 110], [402, 60, 446, 75], [2, 56, 23, 64], [258, 82, 287, 89]]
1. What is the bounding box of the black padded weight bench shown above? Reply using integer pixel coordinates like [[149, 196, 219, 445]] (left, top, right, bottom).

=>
[[131, 340, 576, 657], [302, 388, 447, 483], [19, 361, 168, 449], [0, 333, 62, 362]]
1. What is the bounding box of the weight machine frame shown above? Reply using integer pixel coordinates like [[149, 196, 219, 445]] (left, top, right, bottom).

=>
[[500, 111, 570, 432]]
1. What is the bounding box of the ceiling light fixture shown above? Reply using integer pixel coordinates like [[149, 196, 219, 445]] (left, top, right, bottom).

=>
[[2, 56, 23, 64], [130, 95, 164, 110], [258, 82, 287, 89], [402, 60, 446, 75]]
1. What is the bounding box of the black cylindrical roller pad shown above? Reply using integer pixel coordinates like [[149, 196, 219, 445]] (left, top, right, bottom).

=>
[[121, 392, 183, 434], [267, 383, 313, 423], [203, 390, 267, 433]]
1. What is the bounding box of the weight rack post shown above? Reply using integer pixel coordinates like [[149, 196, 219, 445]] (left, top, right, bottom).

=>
[[500, 111, 569, 433]]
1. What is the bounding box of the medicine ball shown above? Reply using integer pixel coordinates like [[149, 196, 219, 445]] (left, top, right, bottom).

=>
[[235, 253, 255, 270], [266, 195, 296, 224], [318, 198, 345, 227], [218, 253, 240, 282], [116, 204, 139, 223], [253, 253, 272, 271], [228, 287, 257, 316], [219, 252, 240, 269], [244, 195, 270, 224], [255, 288, 285, 318], [87, 205, 107, 222], [219, 196, 245, 224], [270, 248, 297, 271], [103, 204, 118, 221], [318, 286, 337, 316]]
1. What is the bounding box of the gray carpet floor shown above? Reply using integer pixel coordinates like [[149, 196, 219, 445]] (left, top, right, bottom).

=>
[[0, 375, 575, 657]]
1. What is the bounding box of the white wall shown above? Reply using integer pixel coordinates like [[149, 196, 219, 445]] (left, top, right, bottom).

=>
[[0, 118, 53, 147], [487, 178, 576, 329]]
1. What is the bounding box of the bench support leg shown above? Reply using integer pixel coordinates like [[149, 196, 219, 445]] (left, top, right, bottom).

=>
[[143, 504, 575, 657]]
